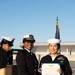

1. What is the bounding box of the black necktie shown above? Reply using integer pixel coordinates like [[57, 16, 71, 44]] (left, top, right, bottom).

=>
[[30, 52, 33, 55]]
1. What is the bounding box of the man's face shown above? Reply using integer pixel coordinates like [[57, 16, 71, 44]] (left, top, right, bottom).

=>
[[23, 41, 34, 51]]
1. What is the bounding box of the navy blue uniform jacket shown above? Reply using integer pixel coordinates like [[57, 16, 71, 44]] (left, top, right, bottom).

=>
[[16, 49, 39, 75], [39, 54, 72, 75], [0, 47, 7, 68]]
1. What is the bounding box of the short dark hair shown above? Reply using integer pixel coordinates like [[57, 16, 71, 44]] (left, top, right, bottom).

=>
[[57, 43, 60, 49]]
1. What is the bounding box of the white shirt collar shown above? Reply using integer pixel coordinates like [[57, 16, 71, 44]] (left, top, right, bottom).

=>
[[24, 48, 31, 53]]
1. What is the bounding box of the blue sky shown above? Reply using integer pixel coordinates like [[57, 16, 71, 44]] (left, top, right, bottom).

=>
[[0, 0, 75, 49]]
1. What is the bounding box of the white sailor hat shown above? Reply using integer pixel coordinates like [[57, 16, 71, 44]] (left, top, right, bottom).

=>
[[1, 36, 15, 46], [47, 38, 61, 44], [23, 34, 35, 43], [2, 36, 14, 41]]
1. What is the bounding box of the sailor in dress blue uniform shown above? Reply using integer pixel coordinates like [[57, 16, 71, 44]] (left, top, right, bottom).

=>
[[39, 38, 72, 75]]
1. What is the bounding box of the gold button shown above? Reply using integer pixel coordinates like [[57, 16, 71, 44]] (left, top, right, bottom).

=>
[[35, 61, 37, 62], [34, 69, 36, 71], [35, 65, 37, 67]]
